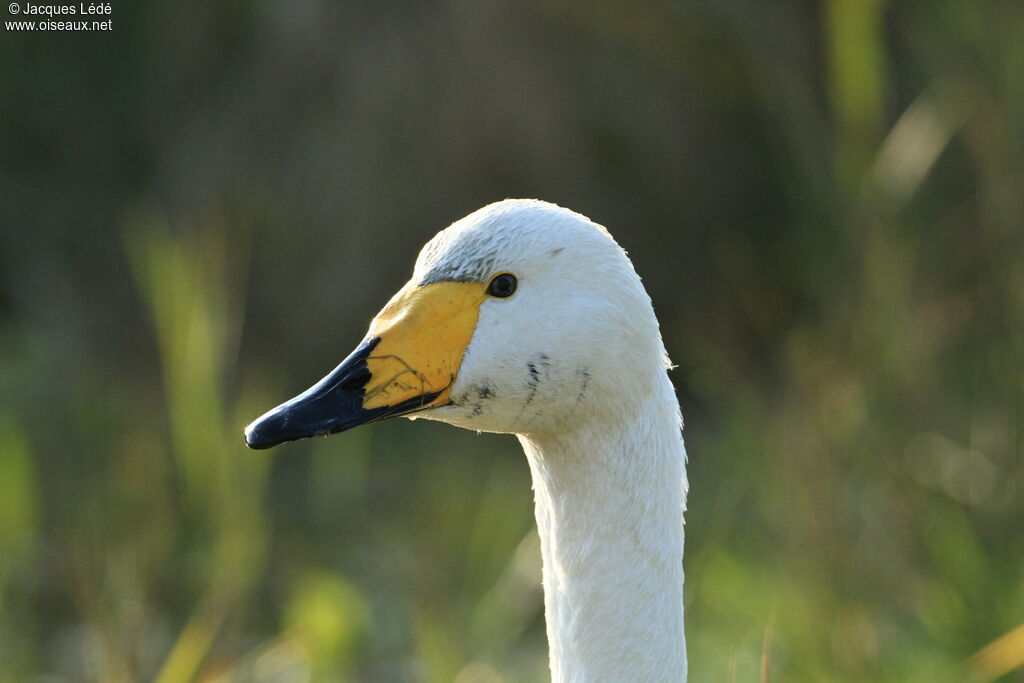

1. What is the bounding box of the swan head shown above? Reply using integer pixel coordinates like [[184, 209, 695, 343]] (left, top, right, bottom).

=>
[[245, 199, 668, 448]]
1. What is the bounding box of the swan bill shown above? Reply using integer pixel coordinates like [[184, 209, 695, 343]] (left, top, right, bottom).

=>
[[244, 280, 487, 449]]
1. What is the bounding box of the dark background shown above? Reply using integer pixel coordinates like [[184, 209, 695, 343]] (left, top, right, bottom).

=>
[[1, 1, 1022, 681]]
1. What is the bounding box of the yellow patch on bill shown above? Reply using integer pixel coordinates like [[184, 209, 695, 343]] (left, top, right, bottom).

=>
[[362, 281, 487, 410]]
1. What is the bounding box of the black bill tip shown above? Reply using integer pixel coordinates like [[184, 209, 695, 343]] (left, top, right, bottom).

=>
[[243, 337, 444, 450]]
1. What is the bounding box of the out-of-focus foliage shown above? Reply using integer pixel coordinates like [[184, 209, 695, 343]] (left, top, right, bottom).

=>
[[1, 0, 1022, 681]]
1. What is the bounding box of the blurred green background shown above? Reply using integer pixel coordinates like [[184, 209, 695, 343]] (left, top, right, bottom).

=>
[[2, 0, 1023, 681]]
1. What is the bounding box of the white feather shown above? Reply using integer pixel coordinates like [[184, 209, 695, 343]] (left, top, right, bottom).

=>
[[414, 199, 689, 682]]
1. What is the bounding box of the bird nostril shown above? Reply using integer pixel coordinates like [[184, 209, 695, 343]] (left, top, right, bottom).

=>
[[339, 365, 372, 393]]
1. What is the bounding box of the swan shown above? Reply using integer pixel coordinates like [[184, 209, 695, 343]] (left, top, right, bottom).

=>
[[245, 199, 689, 681]]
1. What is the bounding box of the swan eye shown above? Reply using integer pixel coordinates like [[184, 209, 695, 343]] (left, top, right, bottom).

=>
[[486, 273, 517, 298]]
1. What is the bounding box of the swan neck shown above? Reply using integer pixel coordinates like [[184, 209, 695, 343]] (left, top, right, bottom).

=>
[[519, 392, 687, 682]]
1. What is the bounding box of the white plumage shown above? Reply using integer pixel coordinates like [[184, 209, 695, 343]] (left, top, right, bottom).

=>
[[247, 199, 690, 681], [413, 200, 689, 681]]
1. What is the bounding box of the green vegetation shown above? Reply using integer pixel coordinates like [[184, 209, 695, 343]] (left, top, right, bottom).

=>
[[1, 0, 1021, 680]]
